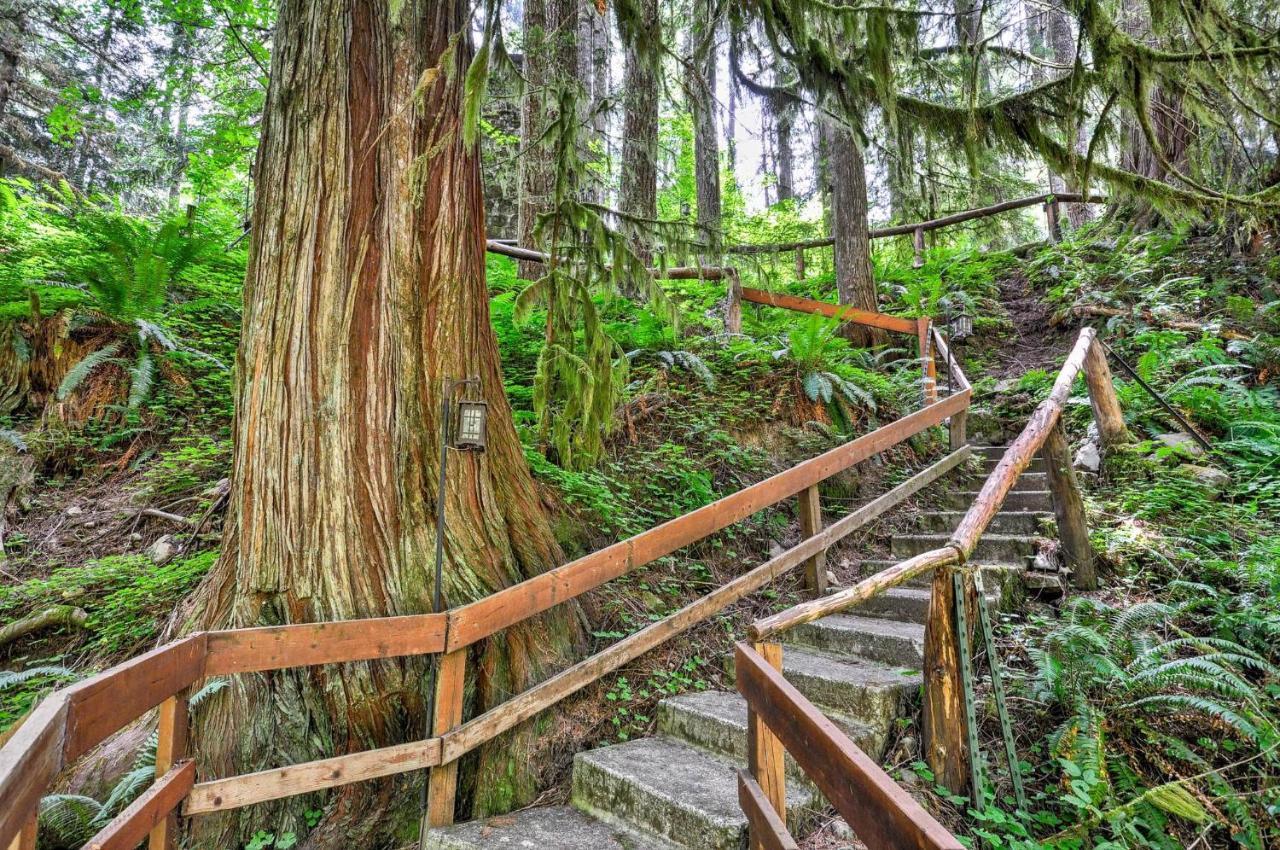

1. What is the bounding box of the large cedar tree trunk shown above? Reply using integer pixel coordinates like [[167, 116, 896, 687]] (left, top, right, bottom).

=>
[[619, 0, 659, 266], [188, 2, 579, 845], [826, 118, 883, 346], [517, 0, 578, 278]]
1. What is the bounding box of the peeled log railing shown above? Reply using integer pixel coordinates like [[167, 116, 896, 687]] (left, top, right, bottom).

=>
[[735, 325, 1133, 848]]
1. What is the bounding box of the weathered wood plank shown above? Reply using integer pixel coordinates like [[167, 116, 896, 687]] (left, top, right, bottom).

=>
[[930, 326, 970, 392], [426, 649, 467, 828], [445, 392, 968, 651], [85, 761, 195, 850], [735, 643, 963, 850], [184, 738, 444, 815], [740, 288, 919, 334], [951, 328, 1094, 555], [439, 445, 971, 762], [6, 815, 36, 850], [0, 694, 68, 850], [796, 486, 825, 597], [747, 643, 786, 850], [1043, 424, 1095, 589], [737, 770, 798, 850], [62, 634, 207, 763], [149, 694, 188, 850], [204, 613, 448, 675]]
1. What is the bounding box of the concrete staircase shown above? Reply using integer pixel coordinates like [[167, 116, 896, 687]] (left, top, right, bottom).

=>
[[426, 446, 1057, 850]]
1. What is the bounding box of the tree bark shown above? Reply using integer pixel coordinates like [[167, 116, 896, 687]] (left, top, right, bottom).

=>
[[768, 92, 795, 203], [577, 2, 610, 204], [187, 2, 580, 845], [618, 0, 659, 267], [517, 0, 578, 278], [826, 117, 882, 346], [685, 0, 721, 258]]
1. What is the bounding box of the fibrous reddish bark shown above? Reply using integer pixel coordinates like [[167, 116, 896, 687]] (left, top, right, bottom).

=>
[[826, 117, 883, 346], [188, 1, 579, 844]]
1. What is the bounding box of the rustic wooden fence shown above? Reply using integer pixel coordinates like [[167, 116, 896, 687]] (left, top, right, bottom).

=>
[[733, 325, 1130, 848], [0, 297, 973, 850]]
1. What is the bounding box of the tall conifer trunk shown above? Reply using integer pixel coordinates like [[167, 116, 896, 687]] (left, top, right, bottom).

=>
[[826, 117, 883, 346], [188, 1, 579, 845], [619, 0, 659, 266]]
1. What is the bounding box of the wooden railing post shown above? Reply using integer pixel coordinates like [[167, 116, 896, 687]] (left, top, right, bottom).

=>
[[912, 226, 926, 267], [917, 318, 937, 405], [948, 409, 968, 450], [1082, 339, 1130, 449], [149, 693, 189, 850], [746, 643, 786, 850], [796, 486, 827, 597], [425, 648, 467, 828], [1043, 425, 1095, 589], [922, 565, 970, 796]]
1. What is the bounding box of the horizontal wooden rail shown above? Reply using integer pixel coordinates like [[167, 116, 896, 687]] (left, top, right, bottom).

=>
[[735, 643, 963, 850], [438, 445, 969, 764], [737, 770, 798, 850], [444, 390, 967, 651], [84, 761, 195, 850], [204, 613, 448, 675], [184, 737, 444, 815], [726, 193, 1108, 255], [739, 288, 919, 335]]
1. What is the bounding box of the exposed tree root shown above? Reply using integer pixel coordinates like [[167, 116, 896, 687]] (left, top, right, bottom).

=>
[[0, 605, 89, 648]]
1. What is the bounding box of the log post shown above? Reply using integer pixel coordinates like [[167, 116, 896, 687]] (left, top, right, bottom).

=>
[[917, 318, 937, 405], [724, 269, 743, 334], [796, 486, 826, 597], [922, 565, 970, 796], [1045, 200, 1061, 243], [149, 693, 189, 850], [794, 248, 806, 280], [949, 409, 968, 451], [1082, 339, 1130, 449], [425, 649, 468, 828], [1043, 424, 1096, 589], [747, 642, 786, 850], [912, 226, 926, 267]]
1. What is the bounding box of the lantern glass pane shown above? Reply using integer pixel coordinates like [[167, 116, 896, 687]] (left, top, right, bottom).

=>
[[458, 405, 485, 444]]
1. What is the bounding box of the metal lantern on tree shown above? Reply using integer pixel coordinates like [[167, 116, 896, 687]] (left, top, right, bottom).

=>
[[946, 301, 973, 344], [452, 386, 489, 451]]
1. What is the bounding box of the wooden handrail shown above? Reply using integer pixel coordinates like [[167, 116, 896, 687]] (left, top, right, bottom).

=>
[[736, 642, 963, 850], [739, 288, 919, 335]]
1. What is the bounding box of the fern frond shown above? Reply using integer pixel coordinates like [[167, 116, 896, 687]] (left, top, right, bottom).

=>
[[127, 346, 154, 410], [0, 665, 76, 690], [0, 428, 27, 452]]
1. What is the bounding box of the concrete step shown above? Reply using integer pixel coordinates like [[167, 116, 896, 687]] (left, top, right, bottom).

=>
[[915, 510, 1052, 535], [785, 613, 924, 667], [1008, 472, 1048, 491], [427, 805, 678, 850], [892, 533, 1037, 562], [847, 586, 934, 622], [729, 646, 920, 728], [571, 736, 816, 850], [656, 689, 888, 776], [943, 490, 1053, 511]]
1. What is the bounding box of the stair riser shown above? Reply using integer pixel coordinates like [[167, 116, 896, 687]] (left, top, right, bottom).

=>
[[656, 701, 888, 780], [892, 535, 1036, 561], [849, 590, 932, 623], [786, 622, 924, 668], [942, 490, 1053, 511], [572, 757, 743, 850], [915, 512, 1049, 535], [764, 663, 918, 728], [571, 750, 814, 849]]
